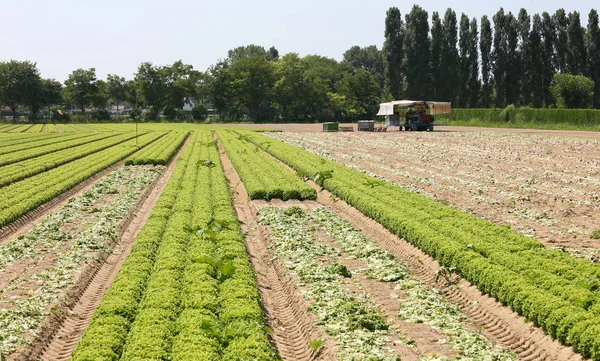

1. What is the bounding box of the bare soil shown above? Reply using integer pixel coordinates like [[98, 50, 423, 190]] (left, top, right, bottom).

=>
[[268, 130, 600, 260], [213, 123, 600, 140]]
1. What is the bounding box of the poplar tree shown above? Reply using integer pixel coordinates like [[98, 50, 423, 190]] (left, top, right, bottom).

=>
[[404, 5, 430, 99], [430, 12, 443, 100], [567, 11, 587, 75], [383, 7, 405, 99], [440, 9, 459, 104], [529, 14, 544, 107], [467, 18, 480, 107], [458, 14, 471, 107], [492, 8, 507, 107], [587, 9, 600, 107], [554, 9, 569, 73], [479, 15, 493, 107], [541, 12, 556, 106]]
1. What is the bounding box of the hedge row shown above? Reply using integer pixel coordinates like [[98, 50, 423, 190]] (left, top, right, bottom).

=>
[[245, 130, 600, 360], [437, 107, 600, 129]]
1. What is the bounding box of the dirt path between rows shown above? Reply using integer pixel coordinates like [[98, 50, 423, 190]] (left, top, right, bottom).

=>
[[13, 136, 191, 361], [215, 133, 335, 361], [246, 140, 584, 361]]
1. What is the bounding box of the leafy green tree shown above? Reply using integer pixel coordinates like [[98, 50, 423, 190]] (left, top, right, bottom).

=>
[[553, 9, 569, 73], [134, 62, 166, 121], [191, 104, 208, 122], [106, 74, 126, 114], [550, 73, 594, 108], [207, 60, 233, 117], [567, 11, 587, 75], [541, 12, 557, 106], [163, 60, 202, 116], [64, 68, 97, 113], [517, 9, 531, 105], [40, 79, 63, 106], [505, 12, 520, 105], [343, 45, 385, 89], [528, 14, 545, 107], [458, 14, 471, 107], [335, 68, 380, 120], [273, 53, 313, 122], [29, 78, 62, 120], [587, 9, 600, 108], [492, 8, 508, 107], [430, 12, 443, 100], [91, 79, 109, 109], [404, 5, 430, 99], [467, 18, 480, 107], [0, 60, 42, 120], [479, 15, 493, 107], [267, 46, 280, 61], [227, 44, 278, 64], [440, 9, 459, 104], [228, 56, 276, 122], [383, 7, 405, 99]]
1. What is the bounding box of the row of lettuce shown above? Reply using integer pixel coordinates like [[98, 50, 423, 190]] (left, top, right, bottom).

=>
[[242, 130, 600, 360], [72, 130, 277, 361], [0, 132, 147, 187], [0, 133, 72, 154], [0, 132, 101, 162], [125, 131, 188, 166], [0, 132, 164, 228], [216, 130, 316, 201]]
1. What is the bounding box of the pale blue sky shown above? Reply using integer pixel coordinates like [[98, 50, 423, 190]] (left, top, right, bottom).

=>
[[1, 0, 596, 82]]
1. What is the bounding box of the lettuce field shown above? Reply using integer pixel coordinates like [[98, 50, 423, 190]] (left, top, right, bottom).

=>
[[0, 123, 598, 361]]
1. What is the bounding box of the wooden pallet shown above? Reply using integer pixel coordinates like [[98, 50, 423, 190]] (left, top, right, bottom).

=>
[[339, 126, 354, 132]]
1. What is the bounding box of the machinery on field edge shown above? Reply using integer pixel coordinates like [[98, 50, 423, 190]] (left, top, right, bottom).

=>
[[376, 100, 452, 131]]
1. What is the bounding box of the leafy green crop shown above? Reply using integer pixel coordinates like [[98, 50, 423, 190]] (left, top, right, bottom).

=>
[[72, 130, 277, 361], [216, 129, 316, 201]]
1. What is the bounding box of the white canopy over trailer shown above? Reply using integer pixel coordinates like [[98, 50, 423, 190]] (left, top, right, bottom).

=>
[[377, 100, 452, 116], [377, 100, 452, 131]]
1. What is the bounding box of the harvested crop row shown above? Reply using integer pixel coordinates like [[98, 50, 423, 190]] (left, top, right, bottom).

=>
[[72, 130, 276, 361], [0, 132, 115, 167], [245, 130, 600, 360], [216, 129, 316, 201], [125, 131, 189, 166], [0, 132, 164, 228], [0, 132, 155, 187]]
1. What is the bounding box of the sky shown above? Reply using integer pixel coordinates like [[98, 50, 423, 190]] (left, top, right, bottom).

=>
[[0, 0, 596, 82]]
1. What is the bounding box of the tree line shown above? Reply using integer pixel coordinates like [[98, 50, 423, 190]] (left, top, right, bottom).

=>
[[381, 6, 600, 109], [0, 6, 598, 123]]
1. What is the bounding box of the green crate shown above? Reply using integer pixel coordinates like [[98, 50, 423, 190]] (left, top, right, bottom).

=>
[[322, 122, 339, 132]]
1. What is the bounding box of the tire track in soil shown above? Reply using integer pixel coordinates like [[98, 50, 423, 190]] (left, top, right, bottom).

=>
[[249, 140, 583, 361], [315, 189, 582, 361], [15, 135, 192, 361], [215, 133, 336, 361]]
